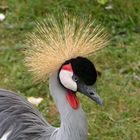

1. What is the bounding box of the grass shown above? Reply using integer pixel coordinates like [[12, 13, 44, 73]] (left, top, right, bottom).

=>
[[0, 0, 140, 139]]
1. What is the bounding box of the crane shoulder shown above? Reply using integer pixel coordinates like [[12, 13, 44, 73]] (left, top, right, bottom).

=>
[[0, 89, 56, 140]]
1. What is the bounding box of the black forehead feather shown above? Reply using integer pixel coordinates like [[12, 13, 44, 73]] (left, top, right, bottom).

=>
[[66, 57, 97, 85]]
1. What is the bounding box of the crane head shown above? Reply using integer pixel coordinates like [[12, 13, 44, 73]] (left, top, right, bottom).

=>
[[58, 56, 103, 109]]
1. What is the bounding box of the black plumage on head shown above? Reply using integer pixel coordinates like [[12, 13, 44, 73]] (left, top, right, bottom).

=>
[[69, 57, 97, 85]]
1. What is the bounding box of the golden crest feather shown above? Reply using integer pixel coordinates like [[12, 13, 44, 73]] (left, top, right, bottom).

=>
[[25, 14, 109, 81]]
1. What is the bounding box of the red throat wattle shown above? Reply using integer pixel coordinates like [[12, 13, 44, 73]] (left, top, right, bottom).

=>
[[66, 90, 80, 109], [62, 64, 80, 109]]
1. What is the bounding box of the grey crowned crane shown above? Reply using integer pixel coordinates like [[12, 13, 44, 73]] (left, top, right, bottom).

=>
[[0, 14, 109, 140]]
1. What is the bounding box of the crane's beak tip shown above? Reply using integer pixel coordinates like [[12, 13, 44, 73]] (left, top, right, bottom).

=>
[[98, 100, 104, 106]]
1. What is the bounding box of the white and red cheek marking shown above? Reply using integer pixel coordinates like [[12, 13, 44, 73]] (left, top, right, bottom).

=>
[[59, 64, 80, 109], [59, 64, 77, 92]]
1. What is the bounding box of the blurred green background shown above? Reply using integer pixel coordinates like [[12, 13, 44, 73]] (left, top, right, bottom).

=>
[[0, 0, 140, 139]]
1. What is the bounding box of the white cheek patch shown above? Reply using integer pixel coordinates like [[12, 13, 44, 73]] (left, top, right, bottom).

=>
[[59, 69, 77, 91]]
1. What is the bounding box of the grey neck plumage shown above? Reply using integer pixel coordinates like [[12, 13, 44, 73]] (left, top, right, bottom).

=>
[[49, 72, 88, 140]]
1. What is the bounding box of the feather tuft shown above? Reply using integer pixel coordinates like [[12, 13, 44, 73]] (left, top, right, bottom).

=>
[[25, 14, 109, 81]]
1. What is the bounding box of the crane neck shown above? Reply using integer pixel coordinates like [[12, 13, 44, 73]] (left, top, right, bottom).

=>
[[49, 72, 88, 140]]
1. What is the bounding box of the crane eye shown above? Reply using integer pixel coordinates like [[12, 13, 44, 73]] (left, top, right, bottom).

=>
[[72, 75, 79, 82]]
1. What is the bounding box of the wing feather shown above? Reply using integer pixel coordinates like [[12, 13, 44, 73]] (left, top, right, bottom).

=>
[[0, 89, 56, 140]]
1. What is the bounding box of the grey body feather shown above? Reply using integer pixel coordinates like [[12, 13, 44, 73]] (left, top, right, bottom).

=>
[[0, 89, 55, 140], [0, 72, 88, 140]]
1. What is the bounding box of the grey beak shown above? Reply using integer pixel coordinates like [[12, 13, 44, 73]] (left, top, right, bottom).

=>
[[77, 82, 104, 106]]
